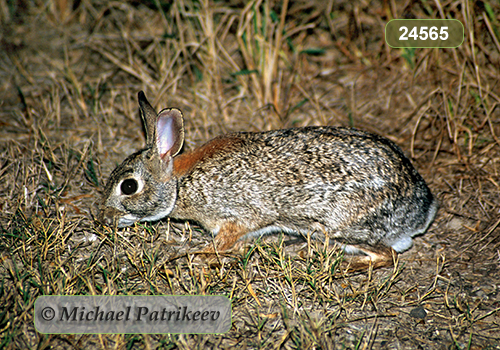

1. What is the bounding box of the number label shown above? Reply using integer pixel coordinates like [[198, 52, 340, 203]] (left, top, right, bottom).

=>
[[399, 26, 449, 41], [387, 20, 463, 48]]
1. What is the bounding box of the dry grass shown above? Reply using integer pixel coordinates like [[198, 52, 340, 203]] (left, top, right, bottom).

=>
[[1, 0, 500, 348]]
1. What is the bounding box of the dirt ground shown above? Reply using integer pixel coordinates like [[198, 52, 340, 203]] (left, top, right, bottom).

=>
[[1, 0, 499, 349]]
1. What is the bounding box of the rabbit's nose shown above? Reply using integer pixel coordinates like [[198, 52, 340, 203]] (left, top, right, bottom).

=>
[[97, 207, 120, 227]]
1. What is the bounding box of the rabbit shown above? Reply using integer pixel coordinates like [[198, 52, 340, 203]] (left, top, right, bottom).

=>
[[98, 91, 438, 270]]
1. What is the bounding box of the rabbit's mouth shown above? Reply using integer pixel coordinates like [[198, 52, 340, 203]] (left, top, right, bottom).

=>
[[116, 215, 141, 227], [98, 205, 175, 229]]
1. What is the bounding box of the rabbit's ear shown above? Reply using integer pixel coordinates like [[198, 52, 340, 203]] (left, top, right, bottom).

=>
[[156, 108, 185, 158], [138, 91, 158, 147]]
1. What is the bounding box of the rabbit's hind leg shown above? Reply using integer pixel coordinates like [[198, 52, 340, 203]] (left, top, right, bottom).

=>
[[340, 244, 396, 273]]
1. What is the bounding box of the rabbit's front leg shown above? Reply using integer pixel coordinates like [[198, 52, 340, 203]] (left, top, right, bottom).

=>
[[206, 222, 248, 253]]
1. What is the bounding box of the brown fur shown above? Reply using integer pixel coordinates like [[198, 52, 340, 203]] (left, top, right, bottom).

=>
[[211, 222, 248, 252], [173, 136, 242, 177]]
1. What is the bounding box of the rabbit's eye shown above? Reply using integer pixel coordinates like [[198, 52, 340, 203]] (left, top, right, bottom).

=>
[[121, 179, 138, 195]]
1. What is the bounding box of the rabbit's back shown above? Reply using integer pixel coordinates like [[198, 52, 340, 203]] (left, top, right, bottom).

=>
[[170, 126, 437, 252]]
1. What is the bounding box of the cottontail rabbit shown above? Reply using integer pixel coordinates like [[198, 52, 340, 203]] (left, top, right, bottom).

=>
[[99, 92, 438, 270]]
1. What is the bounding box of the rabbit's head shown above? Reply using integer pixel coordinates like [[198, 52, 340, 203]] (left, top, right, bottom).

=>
[[98, 92, 184, 227]]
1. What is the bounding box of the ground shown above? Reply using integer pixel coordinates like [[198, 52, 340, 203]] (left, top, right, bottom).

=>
[[1, 0, 499, 349]]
